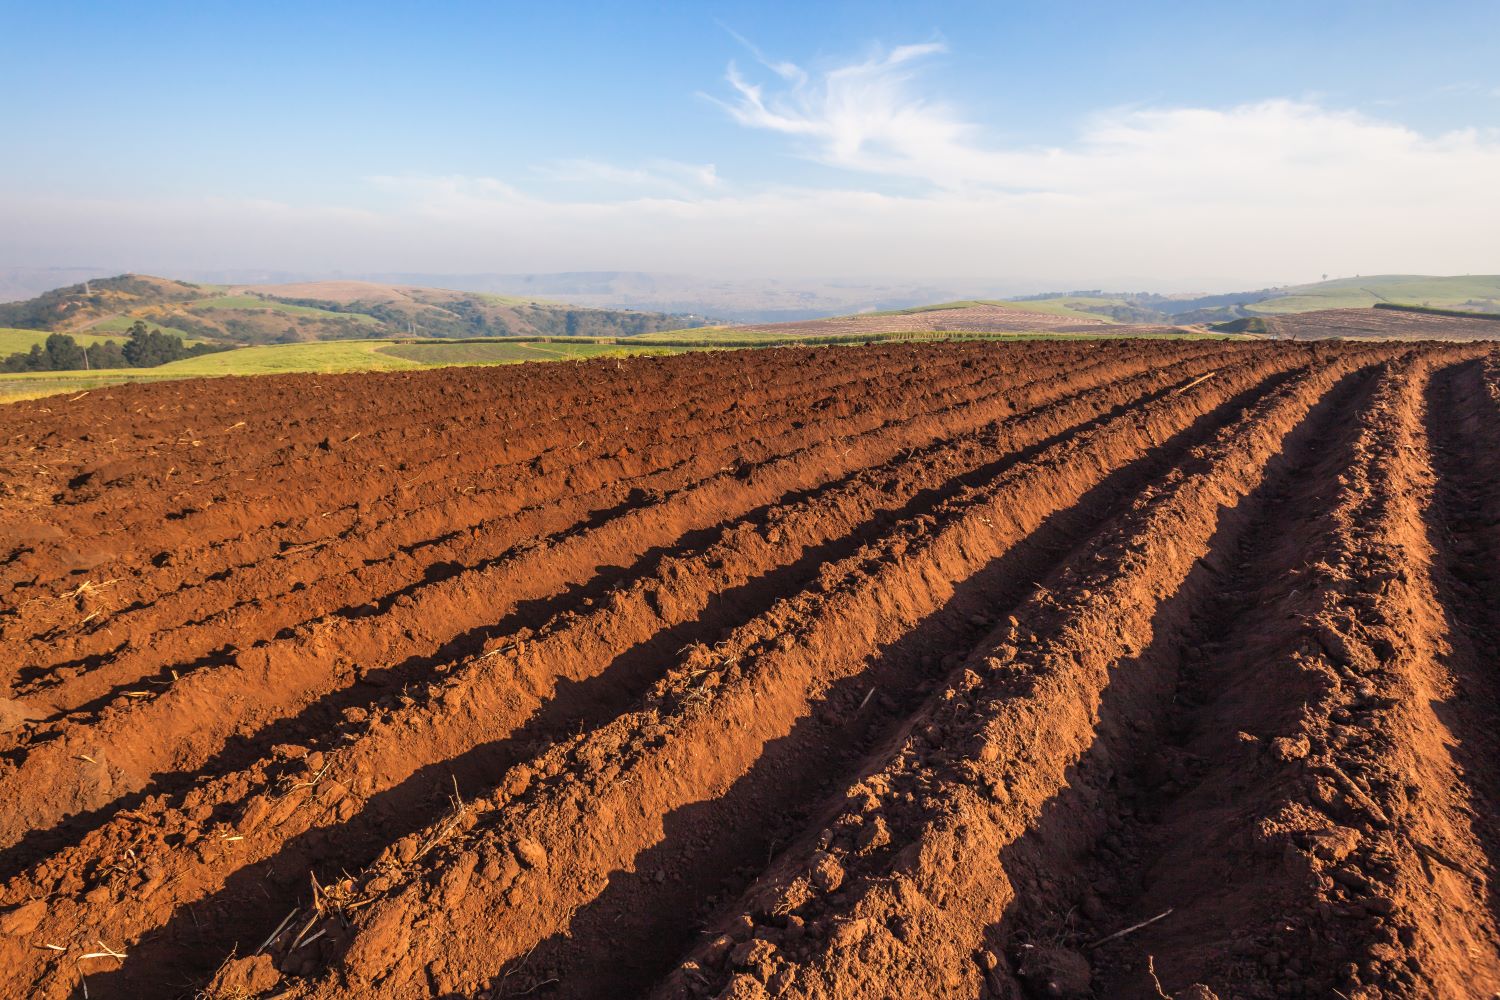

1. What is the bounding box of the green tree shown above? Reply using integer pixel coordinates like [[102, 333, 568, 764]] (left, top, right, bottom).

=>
[[0, 344, 46, 372], [91, 340, 127, 368], [44, 333, 87, 370], [123, 321, 188, 366]]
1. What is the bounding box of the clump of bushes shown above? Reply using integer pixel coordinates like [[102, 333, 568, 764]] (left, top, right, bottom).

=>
[[0, 321, 232, 372]]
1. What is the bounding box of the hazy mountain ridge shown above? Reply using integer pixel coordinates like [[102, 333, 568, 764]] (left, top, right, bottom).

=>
[[0, 274, 706, 344], [4, 272, 1498, 341], [0, 269, 1008, 323]]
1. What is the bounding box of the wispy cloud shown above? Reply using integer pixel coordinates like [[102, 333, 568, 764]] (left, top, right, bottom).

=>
[[710, 41, 976, 186], [714, 22, 807, 86]]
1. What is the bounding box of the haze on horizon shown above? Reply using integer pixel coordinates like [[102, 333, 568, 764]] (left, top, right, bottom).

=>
[[4, 0, 1499, 294]]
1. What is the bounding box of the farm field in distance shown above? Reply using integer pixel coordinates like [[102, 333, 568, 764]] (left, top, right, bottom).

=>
[[2, 340, 1499, 999], [7, 272, 1500, 403], [0, 327, 1214, 404], [0, 339, 696, 402]]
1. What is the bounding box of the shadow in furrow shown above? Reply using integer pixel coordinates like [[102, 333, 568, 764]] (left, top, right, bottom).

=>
[[480, 367, 1303, 999], [1419, 358, 1500, 928], [981, 362, 1380, 999]]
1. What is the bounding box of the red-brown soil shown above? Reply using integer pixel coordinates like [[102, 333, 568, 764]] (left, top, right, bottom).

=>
[[1, 341, 1498, 1000]]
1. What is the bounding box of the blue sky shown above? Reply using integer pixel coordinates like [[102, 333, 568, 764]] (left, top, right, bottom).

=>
[[4, 1, 1499, 288]]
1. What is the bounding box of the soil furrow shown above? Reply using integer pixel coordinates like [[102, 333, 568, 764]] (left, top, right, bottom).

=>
[[0, 348, 1237, 998], [245, 348, 1320, 999], [473, 363, 1344, 1000], [985, 353, 1412, 999], [648, 346, 1396, 1000]]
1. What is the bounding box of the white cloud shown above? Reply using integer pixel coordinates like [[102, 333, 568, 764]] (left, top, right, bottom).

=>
[[714, 42, 1500, 207], [4, 41, 1499, 287]]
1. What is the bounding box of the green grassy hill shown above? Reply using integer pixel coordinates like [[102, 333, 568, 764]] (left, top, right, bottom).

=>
[[151, 340, 425, 376], [1007, 275, 1500, 323], [996, 294, 1187, 324], [1246, 275, 1500, 314]]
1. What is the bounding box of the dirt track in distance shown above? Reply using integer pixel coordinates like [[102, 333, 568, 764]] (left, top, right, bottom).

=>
[[1, 340, 1497, 1000]]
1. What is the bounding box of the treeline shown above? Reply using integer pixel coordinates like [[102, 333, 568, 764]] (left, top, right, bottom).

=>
[[1373, 302, 1500, 321], [0, 322, 232, 373]]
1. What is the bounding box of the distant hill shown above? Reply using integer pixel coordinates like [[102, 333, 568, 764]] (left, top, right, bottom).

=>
[[1245, 275, 1500, 314], [1007, 275, 1500, 324], [0, 274, 706, 345], [6, 272, 1496, 342], [0, 274, 204, 328], [352, 272, 989, 324], [640, 278, 1500, 344]]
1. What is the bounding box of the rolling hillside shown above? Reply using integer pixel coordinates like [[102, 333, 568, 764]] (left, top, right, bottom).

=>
[[1007, 274, 1500, 324], [1246, 274, 1500, 314], [0, 274, 706, 346]]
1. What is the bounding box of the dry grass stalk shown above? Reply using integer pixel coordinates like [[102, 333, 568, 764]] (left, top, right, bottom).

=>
[[255, 907, 299, 955], [1171, 371, 1217, 395], [1088, 908, 1173, 948], [286, 913, 320, 952], [414, 777, 470, 861], [79, 939, 126, 961]]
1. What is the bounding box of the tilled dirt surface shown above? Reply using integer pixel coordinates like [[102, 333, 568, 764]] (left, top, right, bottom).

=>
[[2, 341, 1498, 1000], [1253, 308, 1500, 340]]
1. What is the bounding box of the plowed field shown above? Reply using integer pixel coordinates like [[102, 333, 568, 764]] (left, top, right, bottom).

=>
[[1251, 308, 1500, 341], [2, 341, 1498, 1000]]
